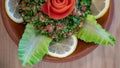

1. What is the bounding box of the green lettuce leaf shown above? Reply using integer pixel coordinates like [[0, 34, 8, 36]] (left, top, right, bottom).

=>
[[76, 15, 115, 45], [18, 24, 52, 66]]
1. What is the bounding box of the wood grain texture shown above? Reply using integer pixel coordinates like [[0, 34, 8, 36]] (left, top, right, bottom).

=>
[[0, 0, 120, 68]]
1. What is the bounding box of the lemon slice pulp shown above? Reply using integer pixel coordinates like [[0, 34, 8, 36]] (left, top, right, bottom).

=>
[[91, 0, 110, 19], [48, 35, 78, 58], [5, 0, 23, 23]]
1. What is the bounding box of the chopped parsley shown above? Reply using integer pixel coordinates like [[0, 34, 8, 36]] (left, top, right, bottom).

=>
[[19, 0, 91, 42]]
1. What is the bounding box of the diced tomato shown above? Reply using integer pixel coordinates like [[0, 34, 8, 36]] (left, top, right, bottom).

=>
[[45, 25, 54, 32], [25, 0, 29, 3]]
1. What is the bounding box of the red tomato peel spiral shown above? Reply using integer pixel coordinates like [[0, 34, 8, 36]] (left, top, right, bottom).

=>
[[42, 0, 76, 20]]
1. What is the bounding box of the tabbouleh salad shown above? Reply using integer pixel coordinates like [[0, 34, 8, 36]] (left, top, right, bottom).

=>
[[18, 0, 91, 42]]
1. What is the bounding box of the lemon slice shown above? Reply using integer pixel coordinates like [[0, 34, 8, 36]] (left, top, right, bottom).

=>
[[90, 0, 110, 19], [48, 35, 78, 58], [5, 0, 23, 23]]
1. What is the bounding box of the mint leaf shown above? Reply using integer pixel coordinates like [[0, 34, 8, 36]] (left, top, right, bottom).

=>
[[18, 24, 52, 66], [77, 15, 115, 45]]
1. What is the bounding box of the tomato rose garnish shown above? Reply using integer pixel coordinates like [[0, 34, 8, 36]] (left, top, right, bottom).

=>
[[42, 0, 76, 20]]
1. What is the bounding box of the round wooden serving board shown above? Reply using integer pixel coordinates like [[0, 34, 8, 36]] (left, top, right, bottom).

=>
[[0, 0, 114, 63]]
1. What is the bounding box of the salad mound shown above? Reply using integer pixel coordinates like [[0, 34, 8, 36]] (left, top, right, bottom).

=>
[[13, 0, 115, 66], [19, 0, 91, 42]]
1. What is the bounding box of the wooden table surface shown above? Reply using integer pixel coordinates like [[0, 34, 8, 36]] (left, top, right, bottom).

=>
[[0, 0, 120, 68]]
